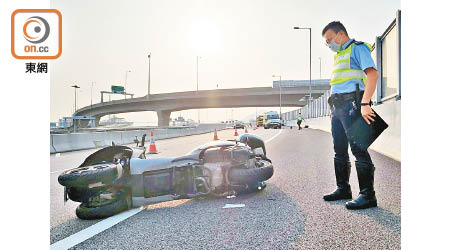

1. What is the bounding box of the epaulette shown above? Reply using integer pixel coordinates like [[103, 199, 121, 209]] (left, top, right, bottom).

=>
[[354, 41, 364, 45]]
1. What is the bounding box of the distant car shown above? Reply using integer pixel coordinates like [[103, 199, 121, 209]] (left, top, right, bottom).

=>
[[234, 121, 245, 129], [256, 115, 264, 127], [263, 111, 281, 129], [264, 119, 281, 129]]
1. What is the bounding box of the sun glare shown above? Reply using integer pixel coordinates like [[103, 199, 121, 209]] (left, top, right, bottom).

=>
[[188, 18, 222, 56]]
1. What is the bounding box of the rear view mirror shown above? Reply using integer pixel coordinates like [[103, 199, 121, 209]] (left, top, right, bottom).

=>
[[237, 133, 266, 155]]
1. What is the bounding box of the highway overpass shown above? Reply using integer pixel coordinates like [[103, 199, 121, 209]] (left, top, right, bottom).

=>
[[74, 85, 330, 127]]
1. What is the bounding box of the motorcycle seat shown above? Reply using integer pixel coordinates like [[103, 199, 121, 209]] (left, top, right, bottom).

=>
[[130, 158, 175, 175]]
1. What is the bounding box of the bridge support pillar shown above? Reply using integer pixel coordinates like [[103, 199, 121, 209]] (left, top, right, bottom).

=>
[[95, 116, 101, 127], [78, 120, 90, 128], [157, 110, 171, 127]]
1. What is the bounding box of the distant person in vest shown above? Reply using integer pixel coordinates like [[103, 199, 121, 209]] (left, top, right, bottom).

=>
[[297, 112, 303, 130], [322, 21, 379, 209]]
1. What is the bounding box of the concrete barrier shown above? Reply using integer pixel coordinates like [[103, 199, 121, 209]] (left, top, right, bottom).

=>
[[166, 128, 179, 139], [89, 132, 109, 149], [120, 130, 141, 145], [50, 123, 228, 153], [52, 132, 101, 152], [103, 131, 124, 146], [50, 135, 57, 154]]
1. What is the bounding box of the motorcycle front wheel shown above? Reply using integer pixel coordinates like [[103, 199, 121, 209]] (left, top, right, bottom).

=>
[[58, 162, 118, 188]]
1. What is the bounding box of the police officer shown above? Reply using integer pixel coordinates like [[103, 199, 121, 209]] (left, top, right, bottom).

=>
[[297, 112, 303, 130], [321, 21, 378, 209]]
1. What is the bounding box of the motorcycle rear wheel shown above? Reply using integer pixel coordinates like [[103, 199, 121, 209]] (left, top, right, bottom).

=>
[[76, 199, 128, 220], [228, 160, 274, 184], [67, 186, 108, 203]]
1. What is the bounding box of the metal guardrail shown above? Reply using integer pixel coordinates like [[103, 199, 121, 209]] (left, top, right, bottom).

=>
[[281, 89, 331, 121]]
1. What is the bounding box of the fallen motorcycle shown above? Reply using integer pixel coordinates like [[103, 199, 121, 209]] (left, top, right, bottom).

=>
[[58, 133, 274, 220]]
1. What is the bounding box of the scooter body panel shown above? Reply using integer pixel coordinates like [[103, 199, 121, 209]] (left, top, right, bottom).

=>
[[130, 157, 199, 199]]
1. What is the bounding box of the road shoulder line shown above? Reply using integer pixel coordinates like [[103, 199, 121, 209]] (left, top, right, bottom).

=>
[[265, 129, 283, 144], [50, 207, 143, 250]]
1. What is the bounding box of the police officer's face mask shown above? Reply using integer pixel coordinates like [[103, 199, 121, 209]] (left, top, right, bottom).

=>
[[327, 33, 343, 52]]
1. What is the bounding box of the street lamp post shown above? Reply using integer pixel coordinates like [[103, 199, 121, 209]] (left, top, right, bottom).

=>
[[255, 107, 257, 127], [148, 53, 151, 97], [90, 82, 95, 108], [293, 27, 312, 118], [124, 70, 131, 99], [272, 75, 282, 120], [318, 57, 322, 79], [196, 56, 201, 124], [71, 84, 80, 113]]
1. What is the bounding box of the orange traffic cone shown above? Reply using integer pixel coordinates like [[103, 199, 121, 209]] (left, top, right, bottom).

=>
[[213, 128, 219, 140], [148, 130, 158, 154], [234, 128, 239, 136]]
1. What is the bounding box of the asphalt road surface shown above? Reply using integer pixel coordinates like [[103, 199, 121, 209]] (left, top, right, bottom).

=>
[[50, 127, 400, 249]]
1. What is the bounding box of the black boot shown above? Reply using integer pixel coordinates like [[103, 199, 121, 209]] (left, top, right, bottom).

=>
[[323, 159, 352, 201], [346, 162, 377, 209]]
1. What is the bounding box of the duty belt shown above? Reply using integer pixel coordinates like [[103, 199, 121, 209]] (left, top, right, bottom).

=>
[[328, 91, 365, 107]]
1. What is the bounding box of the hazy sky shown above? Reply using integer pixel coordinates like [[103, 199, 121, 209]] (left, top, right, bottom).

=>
[[50, 0, 400, 124]]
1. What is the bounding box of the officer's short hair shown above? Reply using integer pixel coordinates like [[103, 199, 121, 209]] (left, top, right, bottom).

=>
[[322, 21, 348, 36]]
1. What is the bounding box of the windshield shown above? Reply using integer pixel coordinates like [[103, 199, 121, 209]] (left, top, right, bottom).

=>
[[267, 114, 279, 120]]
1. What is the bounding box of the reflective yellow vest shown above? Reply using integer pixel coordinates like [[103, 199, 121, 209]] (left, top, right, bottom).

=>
[[330, 41, 373, 85]]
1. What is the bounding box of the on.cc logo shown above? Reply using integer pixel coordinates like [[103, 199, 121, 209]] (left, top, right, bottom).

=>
[[11, 9, 62, 60], [23, 16, 50, 44]]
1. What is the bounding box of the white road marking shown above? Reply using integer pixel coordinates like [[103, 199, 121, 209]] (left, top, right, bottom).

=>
[[264, 129, 283, 144], [51, 170, 65, 174], [223, 204, 245, 208], [50, 207, 143, 250]]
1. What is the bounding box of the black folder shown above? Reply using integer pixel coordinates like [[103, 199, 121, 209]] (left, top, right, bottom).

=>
[[346, 109, 389, 151]]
